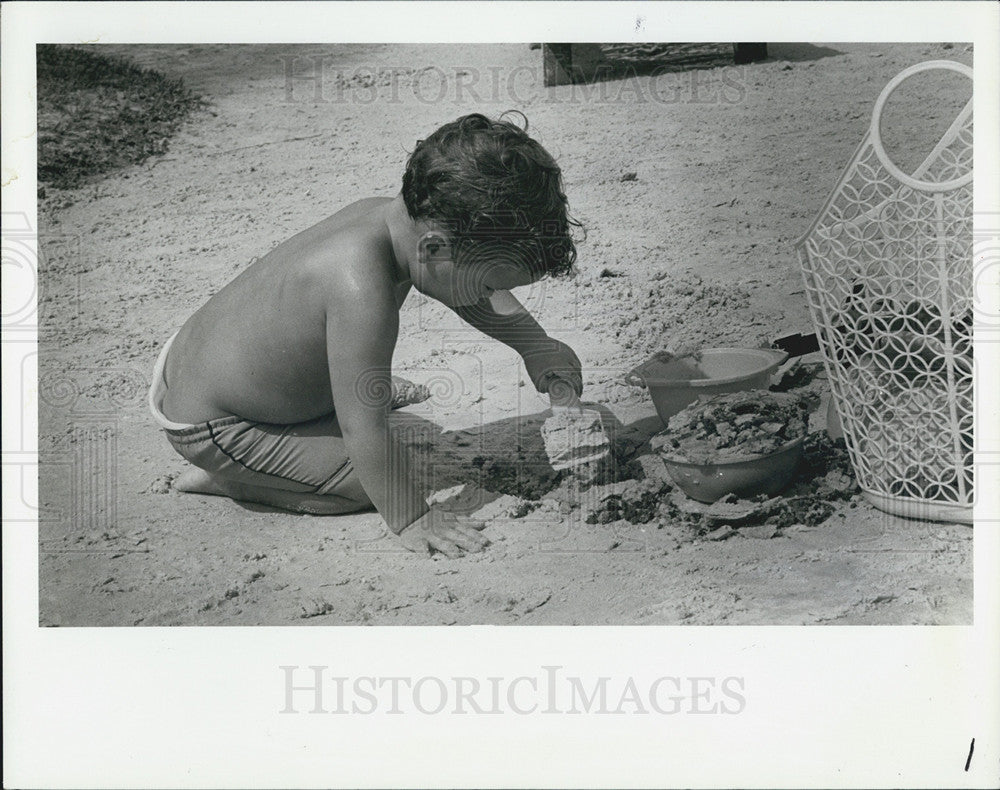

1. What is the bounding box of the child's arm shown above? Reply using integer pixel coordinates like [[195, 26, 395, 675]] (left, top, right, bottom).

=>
[[325, 274, 487, 557], [451, 290, 583, 395]]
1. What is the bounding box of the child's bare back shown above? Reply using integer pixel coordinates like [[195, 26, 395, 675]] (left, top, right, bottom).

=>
[[161, 197, 400, 426], [150, 113, 584, 558]]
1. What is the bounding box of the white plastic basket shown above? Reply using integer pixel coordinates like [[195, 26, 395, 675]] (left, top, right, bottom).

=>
[[795, 60, 973, 524]]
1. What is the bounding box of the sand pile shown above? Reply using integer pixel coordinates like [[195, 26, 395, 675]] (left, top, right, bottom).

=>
[[481, 395, 856, 536], [579, 430, 858, 534], [584, 478, 673, 525], [651, 391, 812, 463], [470, 455, 566, 500]]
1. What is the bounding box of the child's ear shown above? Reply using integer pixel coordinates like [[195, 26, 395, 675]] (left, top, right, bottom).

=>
[[418, 232, 452, 264]]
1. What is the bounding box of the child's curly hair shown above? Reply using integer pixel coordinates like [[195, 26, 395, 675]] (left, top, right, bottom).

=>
[[401, 112, 582, 277]]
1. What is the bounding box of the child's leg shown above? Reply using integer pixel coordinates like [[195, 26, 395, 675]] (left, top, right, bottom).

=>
[[174, 467, 369, 515], [165, 412, 372, 515]]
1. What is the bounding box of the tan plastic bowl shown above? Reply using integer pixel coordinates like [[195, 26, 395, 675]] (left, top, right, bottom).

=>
[[661, 437, 804, 504], [626, 347, 789, 425]]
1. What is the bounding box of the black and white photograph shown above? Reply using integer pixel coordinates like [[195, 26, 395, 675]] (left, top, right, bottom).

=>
[[31, 41, 977, 626], [3, 2, 999, 788]]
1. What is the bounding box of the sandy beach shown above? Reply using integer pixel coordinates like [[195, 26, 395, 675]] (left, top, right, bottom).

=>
[[37, 41, 973, 626]]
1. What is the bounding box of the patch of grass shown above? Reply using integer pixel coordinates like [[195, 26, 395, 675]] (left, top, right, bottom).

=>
[[37, 45, 204, 190]]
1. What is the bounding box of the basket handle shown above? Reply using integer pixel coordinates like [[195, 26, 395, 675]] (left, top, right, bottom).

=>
[[869, 59, 973, 193]]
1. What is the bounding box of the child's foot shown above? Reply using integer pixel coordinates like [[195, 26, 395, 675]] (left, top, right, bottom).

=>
[[173, 467, 370, 515], [390, 376, 431, 409], [174, 467, 227, 495]]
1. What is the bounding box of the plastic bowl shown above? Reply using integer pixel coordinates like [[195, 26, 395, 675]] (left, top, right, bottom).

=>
[[626, 347, 789, 425], [660, 437, 804, 504]]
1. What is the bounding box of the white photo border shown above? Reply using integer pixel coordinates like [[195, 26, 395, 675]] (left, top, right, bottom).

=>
[[3, 2, 999, 788]]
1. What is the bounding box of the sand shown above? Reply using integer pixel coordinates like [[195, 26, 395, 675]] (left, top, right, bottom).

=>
[[37, 42, 973, 626]]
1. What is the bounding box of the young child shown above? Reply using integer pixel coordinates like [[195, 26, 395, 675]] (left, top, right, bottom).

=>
[[148, 113, 583, 557]]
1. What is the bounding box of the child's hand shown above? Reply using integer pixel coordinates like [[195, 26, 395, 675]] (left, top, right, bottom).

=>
[[397, 508, 489, 558], [523, 339, 583, 396]]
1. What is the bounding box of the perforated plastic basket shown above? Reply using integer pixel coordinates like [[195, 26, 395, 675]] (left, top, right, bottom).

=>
[[795, 60, 973, 524]]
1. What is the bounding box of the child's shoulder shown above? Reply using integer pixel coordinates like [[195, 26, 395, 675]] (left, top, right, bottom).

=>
[[297, 200, 398, 301]]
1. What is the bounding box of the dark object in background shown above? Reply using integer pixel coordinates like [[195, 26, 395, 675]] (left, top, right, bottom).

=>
[[542, 43, 769, 87], [734, 43, 769, 64], [772, 331, 821, 358], [543, 44, 606, 86]]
